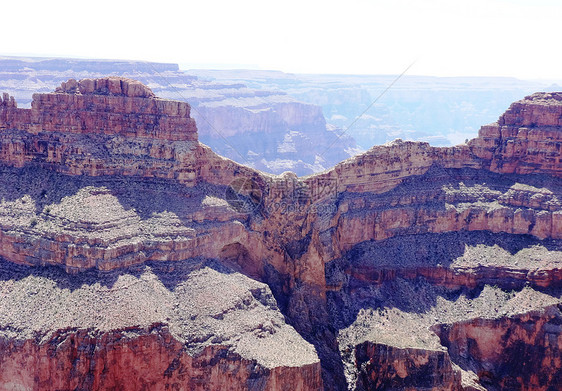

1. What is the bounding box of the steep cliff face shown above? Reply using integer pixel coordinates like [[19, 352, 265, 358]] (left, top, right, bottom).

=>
[[0, 81, 560, 390], [434, 306, 562, 390], [264, 92, 562, 390], [327, 231, 562, 390], [0, 260, 322, 391], [0, 77, 195, 139], [471, 92, 562, 177], [353, 343, 462, 391], [0, 79, 323, 390]]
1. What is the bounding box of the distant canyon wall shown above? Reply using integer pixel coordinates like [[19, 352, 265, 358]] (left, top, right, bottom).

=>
[[0, 79, 560, 390]]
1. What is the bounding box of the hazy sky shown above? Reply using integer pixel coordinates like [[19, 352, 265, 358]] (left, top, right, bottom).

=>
[[3, 0, 561, 79]]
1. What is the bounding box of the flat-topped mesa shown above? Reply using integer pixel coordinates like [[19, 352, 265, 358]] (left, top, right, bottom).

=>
[[1, 77, 197, 142]]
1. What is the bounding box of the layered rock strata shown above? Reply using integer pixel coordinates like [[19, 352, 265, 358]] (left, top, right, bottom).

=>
[[0, 259, 322, 390], [0, 57, 357, 176], [472, 92, 562, 176], [327, 231, 562, 390], [0, 77, 196, 141], [0, 81, 560, 390]]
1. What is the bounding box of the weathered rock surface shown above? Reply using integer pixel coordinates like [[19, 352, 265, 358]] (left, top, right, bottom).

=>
[[0, 80, 561, 390], [434, 306, 562, 390], [0, 78, 196, 141], [0, 259, 322, 390], [0, 57, 359, 175], [327, 230, 562, 390], [470, 92, 562, 177]]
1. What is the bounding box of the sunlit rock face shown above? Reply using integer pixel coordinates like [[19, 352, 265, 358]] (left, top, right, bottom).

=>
[[0, 260, 322, 391], [0, 79, 322, 390], [470, 92, 562, 177], [0, 81, 561, 390], [1, 77, 196, 141], [0, 57, 360, 176]]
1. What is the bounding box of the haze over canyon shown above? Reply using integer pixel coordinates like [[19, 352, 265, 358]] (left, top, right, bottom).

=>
[[0, 57, 560, 390]]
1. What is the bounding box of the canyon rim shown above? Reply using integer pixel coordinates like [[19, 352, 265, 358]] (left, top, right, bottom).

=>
[[0, 77, 560, 390]]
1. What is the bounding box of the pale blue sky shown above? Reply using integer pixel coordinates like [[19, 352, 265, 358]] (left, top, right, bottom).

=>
[[3, 0, 561, 80]]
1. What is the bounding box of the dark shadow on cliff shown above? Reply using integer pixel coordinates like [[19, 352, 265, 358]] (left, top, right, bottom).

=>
[[0, 256, 144, 290], [2, 163, 562, 391], [326, 230, 562, 331], [340, 165, 562, 208], [324, 164, 562, 330], [0, 255, 234, 292], [275, 273, 348, 391], [325, 228, 562, 390], [0, 163, 237, 222]]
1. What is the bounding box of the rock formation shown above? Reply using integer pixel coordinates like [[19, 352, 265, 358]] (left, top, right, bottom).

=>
[[0, 79, 560, 390], [0, 260, 321, 391], [1, 77, 196, 141], [0, 57, 359, 175]]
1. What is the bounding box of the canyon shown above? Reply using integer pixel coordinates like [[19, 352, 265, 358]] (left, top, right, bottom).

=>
[[187, 69, 554, 148], [2, 56, 556, 175], [0, 77, 560, 390]]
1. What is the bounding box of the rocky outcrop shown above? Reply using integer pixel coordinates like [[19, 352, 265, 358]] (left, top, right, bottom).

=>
[[326, 231, 562, 390], [0, 78, 196, 141], [0, 80, 561, 390], [353, 342, 462, 391], [500, 92, 562, 128], [0, 93, 17, 108], [0, 260, 322, 391], [470, 92, 562, 177], [328, 231, 562, 293], [0, 79, 323, 390], [0, 57, 358, 175], [56, 77, 156, 97], [0, 168, 268, 273], [1, 329, 320, 391], [434, 305, 562, 390]]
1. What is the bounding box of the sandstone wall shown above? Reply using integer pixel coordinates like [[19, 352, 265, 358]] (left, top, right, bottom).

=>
[[0, 77, 197, 142], [0, 80, 561, 390], [354, 342, 462, 390], [470, 92, 562, 176], [434, 306, 562, 390], [0, 329, 323, 391]]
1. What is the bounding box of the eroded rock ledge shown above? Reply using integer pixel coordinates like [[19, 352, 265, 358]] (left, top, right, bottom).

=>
[[1, 77, 196, 141], [0, 79, 560, 390], [0, 259, 322, 391]]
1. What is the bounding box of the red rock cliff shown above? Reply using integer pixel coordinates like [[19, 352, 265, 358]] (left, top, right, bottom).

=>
[[1, 77, 197, 141], [470, 92, 562, 176], [0, 81, 561, 391]]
